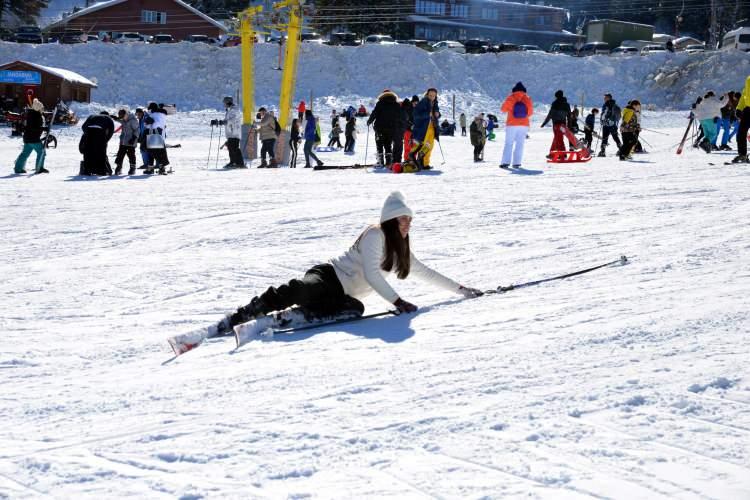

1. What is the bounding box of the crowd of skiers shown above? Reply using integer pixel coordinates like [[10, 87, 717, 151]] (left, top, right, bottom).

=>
[[691, 78, 750, 163]]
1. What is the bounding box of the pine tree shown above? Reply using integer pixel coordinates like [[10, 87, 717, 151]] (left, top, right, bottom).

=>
[[0, 0, 49, 27]]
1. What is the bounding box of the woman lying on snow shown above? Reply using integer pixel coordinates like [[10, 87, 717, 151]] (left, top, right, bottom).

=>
[[212, 191, 483, 338]]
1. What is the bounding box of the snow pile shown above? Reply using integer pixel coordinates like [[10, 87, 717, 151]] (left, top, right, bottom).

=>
[[1, 40, 748, 114]]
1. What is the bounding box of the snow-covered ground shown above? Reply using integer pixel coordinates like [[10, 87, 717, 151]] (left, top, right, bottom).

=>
[[1, 101, 750, 497]]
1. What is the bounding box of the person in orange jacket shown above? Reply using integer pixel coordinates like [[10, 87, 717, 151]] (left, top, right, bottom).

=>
[[297, 100, 306, 121], [499, 82, 533, 169]]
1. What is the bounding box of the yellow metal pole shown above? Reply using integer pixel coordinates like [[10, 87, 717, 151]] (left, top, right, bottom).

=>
[[240, 6, 261, 125], [276, 0, 303, 130]]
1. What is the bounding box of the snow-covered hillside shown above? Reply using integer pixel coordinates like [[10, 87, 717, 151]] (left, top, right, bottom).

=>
[[0, 40, 748, 114], [1, 36, 750, 498]]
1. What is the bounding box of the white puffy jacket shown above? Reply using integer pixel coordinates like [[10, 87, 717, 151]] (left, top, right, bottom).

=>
[[330, 226, 461, 303], [225, 105, 241, 139], [695, 95, 723, 121], [146, 111, 167, 135]]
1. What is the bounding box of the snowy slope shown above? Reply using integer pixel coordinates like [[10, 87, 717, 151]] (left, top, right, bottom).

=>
[[0, 41, 748, 115], [1, 108, 749, 497]]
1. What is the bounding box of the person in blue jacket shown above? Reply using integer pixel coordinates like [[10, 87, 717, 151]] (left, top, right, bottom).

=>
[[408, 88, 440, 169], [303, 109, 324, 168]]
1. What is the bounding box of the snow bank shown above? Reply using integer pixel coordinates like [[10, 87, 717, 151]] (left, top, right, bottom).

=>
[[0, 40, 748, 114]]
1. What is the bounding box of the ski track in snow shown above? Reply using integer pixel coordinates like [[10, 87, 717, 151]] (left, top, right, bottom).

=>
[[1, 105, 750, 498]]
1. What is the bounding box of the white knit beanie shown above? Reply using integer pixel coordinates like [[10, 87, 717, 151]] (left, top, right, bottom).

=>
[[380, 191, 413, 223], [31, 98, 44, 112]]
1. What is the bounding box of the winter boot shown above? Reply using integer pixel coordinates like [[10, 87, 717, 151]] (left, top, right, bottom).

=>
[[114, 164, 122, 175], [158, 166, 167, 175], [317, 160, 325, 168], [720, 144, 732, 151], [731, 155, 749, 163], [512, 164, 521, 169], [35, 167, 49, 174], [597, 150, 606, 158], [499, 163, 510, 169], [699, 139, 711, 153], [14, 168, 27, 174], [259, 160, 268, 168], [128, 166, 136, 175]]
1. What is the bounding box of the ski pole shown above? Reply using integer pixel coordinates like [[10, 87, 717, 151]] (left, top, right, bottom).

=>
[[640, 127, 669, 136], [436, 137, 446, 164], [215, 124, 223, 169], [207, 123, 214, 169], [485, 255, 628, 294]]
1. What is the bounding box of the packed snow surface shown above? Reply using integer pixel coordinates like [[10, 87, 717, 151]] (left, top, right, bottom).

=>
[[1, 103, 749, 497], [2, 40, 750, 497]]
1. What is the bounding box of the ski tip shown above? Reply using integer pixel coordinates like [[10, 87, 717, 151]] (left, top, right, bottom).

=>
[[619, 255, 629, 265]]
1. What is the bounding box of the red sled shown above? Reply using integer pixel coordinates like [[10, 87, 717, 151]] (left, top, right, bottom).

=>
[[547, 149, 592, 163]]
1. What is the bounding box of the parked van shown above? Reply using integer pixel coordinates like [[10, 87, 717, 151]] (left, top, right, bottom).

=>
[[721, 27, 750, 51]]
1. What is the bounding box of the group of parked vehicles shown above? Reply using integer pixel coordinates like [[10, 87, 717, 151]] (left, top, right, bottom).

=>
[[4, 24, 749, 53]]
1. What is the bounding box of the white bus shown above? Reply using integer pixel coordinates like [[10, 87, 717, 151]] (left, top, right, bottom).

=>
[[721, 27, 750, 52]]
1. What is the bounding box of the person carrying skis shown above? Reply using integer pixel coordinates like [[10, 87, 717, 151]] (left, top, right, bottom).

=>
[[79, 111, 115, 176], [208, 191, 484, 339], [218, 96, 243, 168], [541, 90, 578, 156], [114, 108, 140, 175], [409, 88, 440, 170], [584, 108, 599, 150], [618, 100, 641, 160], [13, 98, 49, 174], [732, 77, 750, 164], [459, 112, 467, 136], [303, 109, 324, 168], [499, 81, 533, 169], [598, 93, 622, 157], [368, 89, 403, 167], [469, 114, 486, 162]]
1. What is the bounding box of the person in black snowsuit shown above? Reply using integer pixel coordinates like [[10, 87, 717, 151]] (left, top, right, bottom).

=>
[[599, 93, 622, 157], [289, 118, 301, 168], [583, 108, 598, 150], [344, 115, 356, 153], [367, 89, 405, 166], [79, 111, 115, 176], [541, 90, 577, 154]]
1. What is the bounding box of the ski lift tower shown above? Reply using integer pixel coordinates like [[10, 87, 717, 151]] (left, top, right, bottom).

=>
[[240, 5, 262, 161]]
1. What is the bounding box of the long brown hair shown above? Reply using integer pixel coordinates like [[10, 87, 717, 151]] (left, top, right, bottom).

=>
[[380, 218, 410, 279], [355, 220, 411, 279]]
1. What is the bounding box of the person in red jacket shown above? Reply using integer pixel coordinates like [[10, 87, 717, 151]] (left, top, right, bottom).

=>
[[499, 82, 533, 169], [297, 100, 306, 121]]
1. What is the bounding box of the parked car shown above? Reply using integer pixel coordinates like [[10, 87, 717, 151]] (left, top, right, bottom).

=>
[[186, 34, 210, 43], [364, 34, 396, 45], [151, 34, 175, 44], [488, 42, 520, 53], [14, 26, 44, 44], [60, 30, 86, 44], [328, 32, 360, 46], [463, 39, 490, 54], [548, 43, 577, 55], [396, 39, 432, 50], [684, 44, 706, 54], [431, 40, 466, 54], [86, 34, 100, 42], [0, 28, 14, 41], [301, 32, 324, 44], [519, 44, 544, 53], [611, 46, 639, 56], [640, 44, 667, 55], [578, 42, 610, 56], [113, 32, 146, 43]]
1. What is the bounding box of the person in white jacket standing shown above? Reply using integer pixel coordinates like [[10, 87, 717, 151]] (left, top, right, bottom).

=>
[[221, 96, 244, 168], [695, 91, 724, 153], [210, 191, 483, 337]]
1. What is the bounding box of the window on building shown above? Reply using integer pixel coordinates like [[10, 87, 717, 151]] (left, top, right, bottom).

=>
[[537, 15, 546, 26], [416, 1, 445, 16], [142, 10, 167, 24], [481, 8, 499, 21], [452, 4, 469, 18]]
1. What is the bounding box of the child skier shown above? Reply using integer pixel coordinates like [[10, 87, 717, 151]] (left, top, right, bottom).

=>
[[584, 108, 599, 151]]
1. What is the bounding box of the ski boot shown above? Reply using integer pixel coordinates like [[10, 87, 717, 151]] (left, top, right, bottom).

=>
[[731, 155, 749, 164]]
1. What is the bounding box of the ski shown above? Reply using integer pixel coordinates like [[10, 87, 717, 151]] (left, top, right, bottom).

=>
[[167, 326, 226, 355], [676, 117, 694, 155], [313, 164, 375, 170]]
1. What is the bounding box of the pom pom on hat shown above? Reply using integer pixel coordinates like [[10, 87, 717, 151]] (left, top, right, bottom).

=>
[[380, 191, 413, 222]]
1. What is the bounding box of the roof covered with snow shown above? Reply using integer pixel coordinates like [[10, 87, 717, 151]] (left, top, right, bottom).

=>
[[44, 0, 227, 32], [0, 60, 97, 87]]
